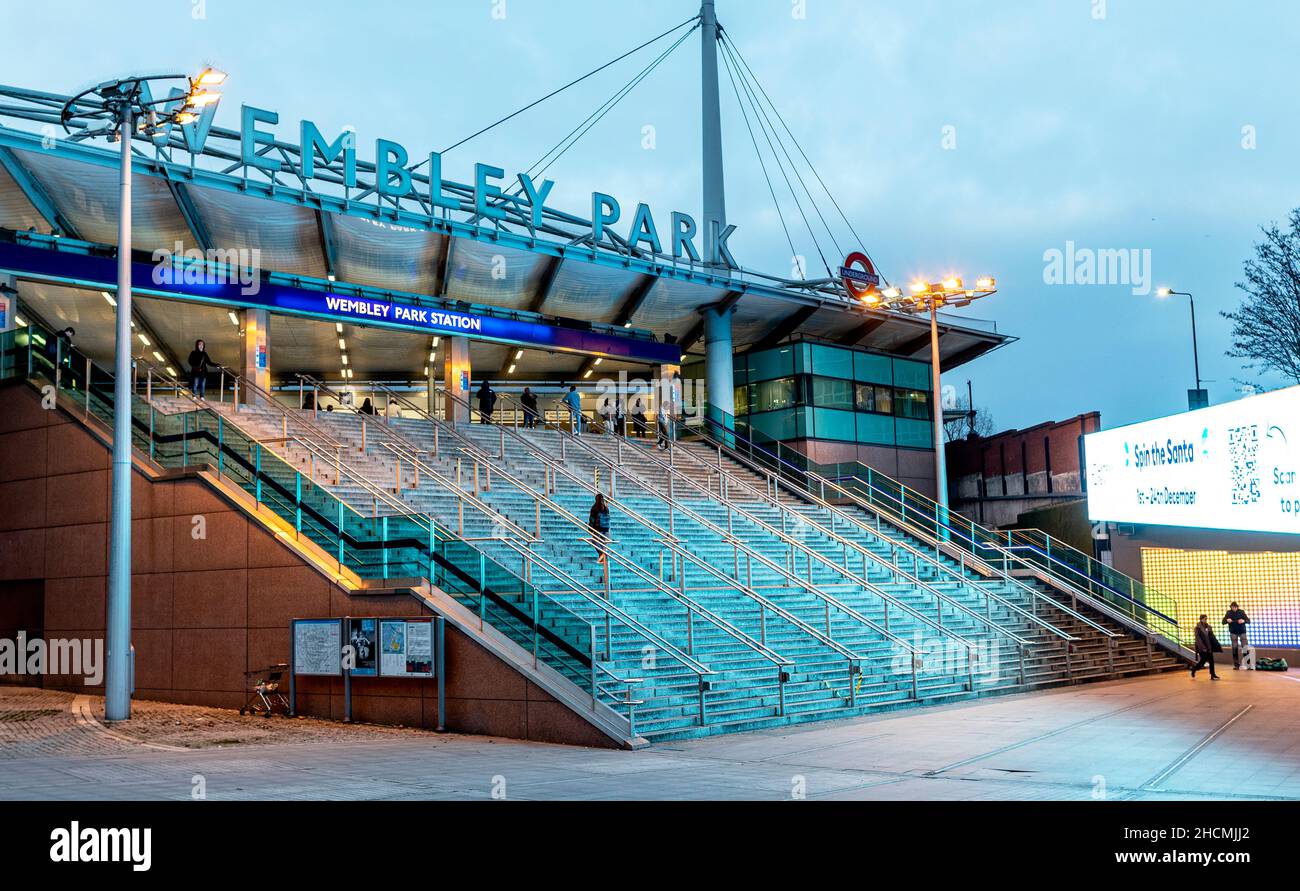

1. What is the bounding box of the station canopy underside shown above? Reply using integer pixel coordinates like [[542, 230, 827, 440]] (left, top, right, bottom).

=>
[[0, 110, 1010, 382]]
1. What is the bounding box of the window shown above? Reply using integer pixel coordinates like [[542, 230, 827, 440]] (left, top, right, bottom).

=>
[[752, 377, 796, 413], [812, 376, 855, 410], [808, 343, 854, 379], [894, 388, 930, 420], [855, 383, 893, 414]]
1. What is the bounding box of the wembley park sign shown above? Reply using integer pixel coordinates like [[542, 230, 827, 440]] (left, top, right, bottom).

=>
[[155, 95, 740, 270]]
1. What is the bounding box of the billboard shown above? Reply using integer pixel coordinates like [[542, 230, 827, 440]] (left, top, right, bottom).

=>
[[1085, 385, 1300, 535]]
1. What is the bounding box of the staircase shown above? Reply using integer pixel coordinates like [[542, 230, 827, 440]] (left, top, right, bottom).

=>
[[145, 372, 1185, 741]]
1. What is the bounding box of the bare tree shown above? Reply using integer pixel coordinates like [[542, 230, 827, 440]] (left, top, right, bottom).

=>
[[944, 394, 995, 443], [1223, 208, 1300, 385]]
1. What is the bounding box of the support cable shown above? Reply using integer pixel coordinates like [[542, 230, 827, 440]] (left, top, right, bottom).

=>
[[718, 31, 800, 277], [720, 35, 832, 280], [440, 14, 700, 155], [509, 22, 700, 197], [722, 30, 888, 286]]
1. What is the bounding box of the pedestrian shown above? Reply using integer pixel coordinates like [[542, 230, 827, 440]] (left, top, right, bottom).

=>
[[187, 339, 217, 400], [563, 385, 583, 436], [359, 397, 376, 415], [476, 380, 496, 424], [632, 409, 649, 438], [1190, 614, 1222, 680], [599, 397, 615, 434], [1221, 602, 1251, 670], [614, 397, 626, 437], [520, 386, 539, 429], [588, 492, 611, 566], [656, 401, 671, 450]]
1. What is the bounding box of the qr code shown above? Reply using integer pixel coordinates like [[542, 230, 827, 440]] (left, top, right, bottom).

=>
[[1228, 424, 1260, 505]]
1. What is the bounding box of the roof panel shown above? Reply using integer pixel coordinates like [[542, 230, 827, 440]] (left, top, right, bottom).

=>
[[330, 214, 445, 294], [542, 259, 639, 323], [11, 148, 191, 249], [444, 236, 549, 309], [184, 185, 326, 278], [631, 278, 720, 336], [0, 161, 49, 233]]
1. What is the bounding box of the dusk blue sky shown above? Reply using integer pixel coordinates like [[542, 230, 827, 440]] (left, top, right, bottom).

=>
[[3, 0, 1297, 431]]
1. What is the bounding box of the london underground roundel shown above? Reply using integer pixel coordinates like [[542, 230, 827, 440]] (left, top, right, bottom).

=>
[[839, 252, 881, 300]]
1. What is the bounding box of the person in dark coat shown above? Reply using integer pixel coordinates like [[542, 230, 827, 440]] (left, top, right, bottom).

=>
[[588, 493, 611, 566], [476, 381, 497, 424], [1221, 602, 1251, 670], [520, 387, 539, 429], [187, 339, 217, 399], [1190, 614, 1222, 680]]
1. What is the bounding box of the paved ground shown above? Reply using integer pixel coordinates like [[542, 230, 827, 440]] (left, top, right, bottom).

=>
[[1, 668, 1296, 800]]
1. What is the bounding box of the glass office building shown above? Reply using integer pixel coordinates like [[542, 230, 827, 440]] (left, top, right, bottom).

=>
[[685, 338, 938, 492]]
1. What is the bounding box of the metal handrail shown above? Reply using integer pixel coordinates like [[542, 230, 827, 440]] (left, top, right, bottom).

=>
[[693, 415, 1150, 643], [305, 378, 801, 686], [684, 415, 1113, 642], [643, 429, 1067, 646], [366, 382, 823, 676], [476, 387, 986, 657], [830, 467, 1183, 643]]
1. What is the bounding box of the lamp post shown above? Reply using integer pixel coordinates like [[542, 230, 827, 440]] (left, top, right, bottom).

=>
[[862, 276, 997, 509], [1156, 287, 1206, 410], [60, 69, 226, 721]]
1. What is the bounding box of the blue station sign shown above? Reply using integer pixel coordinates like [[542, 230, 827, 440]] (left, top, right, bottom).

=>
[[0, 236, 681, 366]]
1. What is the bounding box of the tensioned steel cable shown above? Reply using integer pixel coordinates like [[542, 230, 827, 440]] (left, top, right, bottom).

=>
[[718, 32, 800, 277], [720, 34, 833, 280], [440, 14, 700, 156], [722, 33, 843, 263], [722, 30, 888, 287], [507, 21, 700, 199]]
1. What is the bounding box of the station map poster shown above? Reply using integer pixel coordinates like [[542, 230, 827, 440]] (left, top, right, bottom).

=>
[[292, 619, 342, 677], [347, 618, 379, 677], [1085, 384, 1300, 535], [379, 619, 435, 678]]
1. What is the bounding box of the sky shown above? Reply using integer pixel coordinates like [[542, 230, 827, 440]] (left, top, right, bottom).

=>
[[2, 0, 1297, 431]]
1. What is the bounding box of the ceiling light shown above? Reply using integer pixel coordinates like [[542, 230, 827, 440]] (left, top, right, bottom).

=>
[[229, 312, 239, 326], [13, 316, 25, 326], [514, 350, 523, 361], [341, 354, 348, 365], [593, 358, 602, 367], [166, 366, 176, 376], [138, 334, 150, 346], [432, 337, 440, 347], [335, 323, 343, 334], [583, 370, 593, 379], [508, 364, 517, 374], [101, 291, 116, 306], [152, 351, 165, 362], [338, 339, 346, 350]]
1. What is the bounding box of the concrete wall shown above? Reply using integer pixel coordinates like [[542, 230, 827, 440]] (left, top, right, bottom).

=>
[[0, 382, 615, 747]]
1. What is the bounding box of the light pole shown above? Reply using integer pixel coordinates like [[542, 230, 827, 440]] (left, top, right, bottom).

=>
[[1156, 287, 1206, 410], [863, 276, 997, 509], [60, 69, 226, 721]]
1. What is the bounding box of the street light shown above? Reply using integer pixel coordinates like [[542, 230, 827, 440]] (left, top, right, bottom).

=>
[[59, 69, 226, 722], [863, 275, 997, 510], [1156, 287, 1205, 410]]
